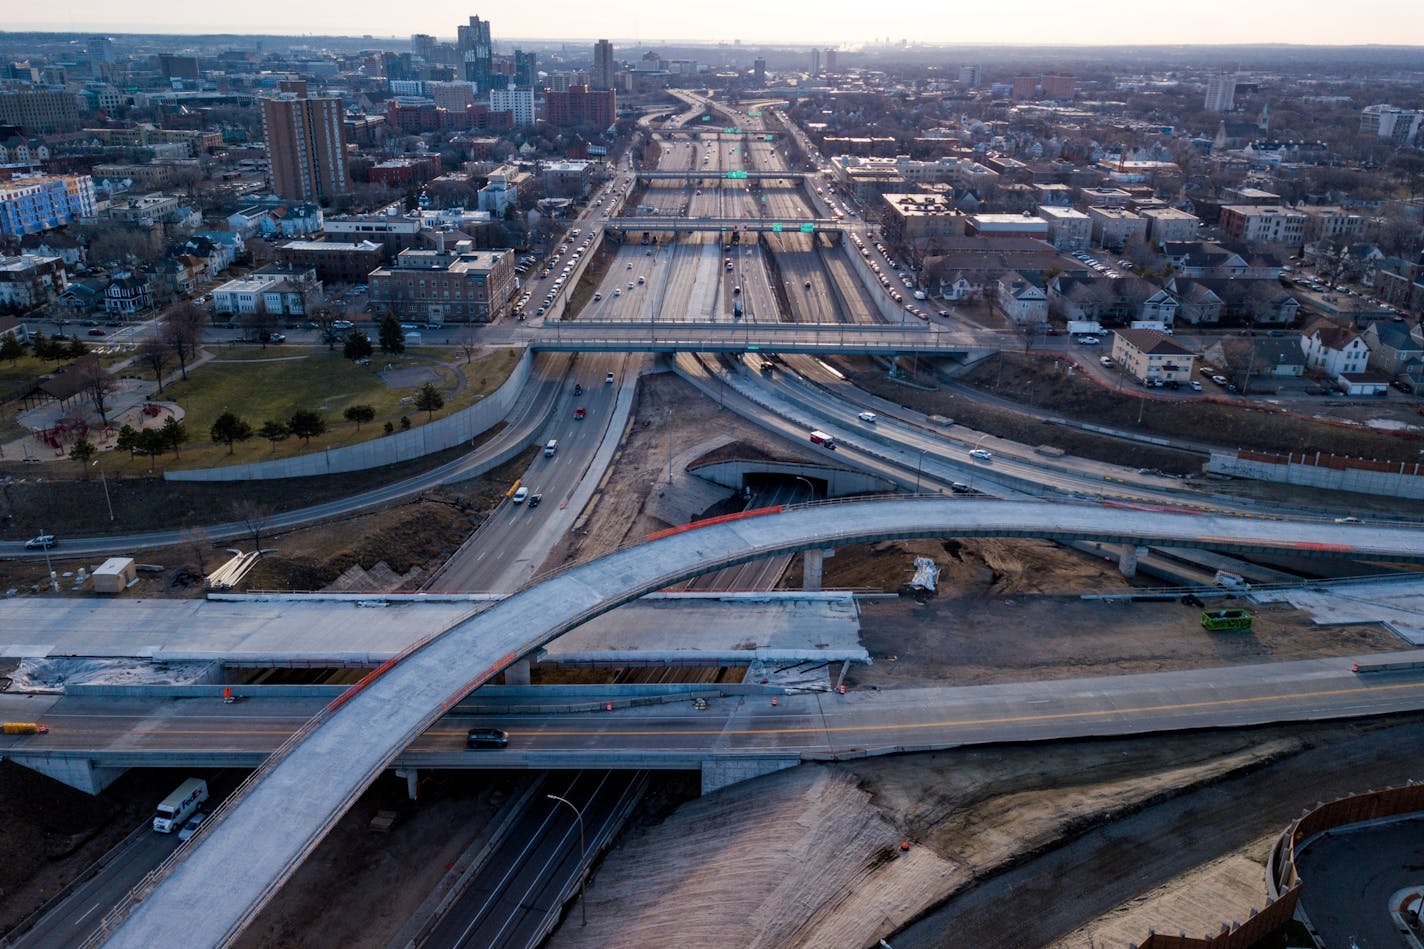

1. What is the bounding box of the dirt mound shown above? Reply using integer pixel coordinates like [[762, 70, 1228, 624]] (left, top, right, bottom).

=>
[[782, 537, 1127, 597]]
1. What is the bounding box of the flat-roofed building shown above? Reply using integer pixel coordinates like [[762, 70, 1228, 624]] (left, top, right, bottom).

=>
[[1087, 206, 1147, 249], [275, 239, 386, 283], [966, 213, 1049, 240], [881, 193, 964, 258], [1035, 205, 1091, 249], [1141, 207, 1201, 246], [368, 242, 515, 325], [1219, 205, 1306, 246]]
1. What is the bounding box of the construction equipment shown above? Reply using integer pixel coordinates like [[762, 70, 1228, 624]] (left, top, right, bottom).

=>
[[1200, 609, 1253, 632]]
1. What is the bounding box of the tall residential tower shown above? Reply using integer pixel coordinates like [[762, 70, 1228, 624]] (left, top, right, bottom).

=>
[[261, 91, 349, 202]]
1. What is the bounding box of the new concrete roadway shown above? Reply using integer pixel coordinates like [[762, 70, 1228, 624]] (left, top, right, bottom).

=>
[[91, 499, 1424, 948]]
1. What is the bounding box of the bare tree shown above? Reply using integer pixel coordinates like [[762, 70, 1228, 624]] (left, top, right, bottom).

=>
[[137, 337, 174, 391], [78, 360, 117, 425], [229, 498, 273, 553], [162, 302, 204, 380], [182, 526, 213, 576], [310, 304, 340, 351], [455, 327, 481, 364]]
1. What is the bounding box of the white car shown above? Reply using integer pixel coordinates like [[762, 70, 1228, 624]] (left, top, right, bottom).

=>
[[969, 448, 993, 461], [512, 487, 529, 504], [177, 813, 206, 842], [857, 411, 878, 423], [1099, 356, 1113, 367], [1078, 336, 1100, 345]]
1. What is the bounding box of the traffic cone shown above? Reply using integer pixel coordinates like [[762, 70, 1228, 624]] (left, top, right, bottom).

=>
[[605, 701, 614, 711], [771, 696, 779, 707], [837, 684, 846, 695]]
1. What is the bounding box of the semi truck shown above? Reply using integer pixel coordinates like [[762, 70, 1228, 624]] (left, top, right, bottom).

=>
[[809, 430, 837, 450], [153, 778, 208, 833]]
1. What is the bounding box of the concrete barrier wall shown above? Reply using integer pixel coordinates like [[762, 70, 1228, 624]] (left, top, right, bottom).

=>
[[166, 349, 533, 482], [1206, 449, 1424, 500]]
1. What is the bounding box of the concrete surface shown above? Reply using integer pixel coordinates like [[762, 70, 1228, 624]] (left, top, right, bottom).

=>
[[96, 500, 1424, 948]]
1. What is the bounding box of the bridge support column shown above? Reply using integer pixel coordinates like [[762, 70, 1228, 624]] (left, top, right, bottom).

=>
[[1118, 545, 1145, 578], [396, 768, 419, 801], [802, 548, 834, 591], [701, 756, 800, 795], [503, 658, 531, 686], [7, 755, 126, 795]]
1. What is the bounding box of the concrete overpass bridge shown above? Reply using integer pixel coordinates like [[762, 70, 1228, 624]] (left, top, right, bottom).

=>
[[635, 170, 809, 182], [91, 499, 1424, 947], [531, 321, 987, 357], [606, 216, 843, 235]]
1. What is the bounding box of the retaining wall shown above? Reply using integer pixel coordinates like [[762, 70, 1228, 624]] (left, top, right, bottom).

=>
[[1206, 448, 1424, 500], [166, 349, 533, 482]]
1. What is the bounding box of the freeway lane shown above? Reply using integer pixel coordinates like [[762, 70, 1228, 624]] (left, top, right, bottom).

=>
[[14, 653, 1424, 765]]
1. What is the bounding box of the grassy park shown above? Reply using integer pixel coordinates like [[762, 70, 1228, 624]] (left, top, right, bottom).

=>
[[99, 344, 522, 472]]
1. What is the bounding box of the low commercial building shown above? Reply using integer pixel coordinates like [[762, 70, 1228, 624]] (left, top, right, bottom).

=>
[[1111, 328, 1196, 385], [965, 213, 1049, 240], [276, 240, 386, 284], [367, 242, 515, 325]]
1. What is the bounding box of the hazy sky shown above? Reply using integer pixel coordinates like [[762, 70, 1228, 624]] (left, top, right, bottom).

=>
[[13, 0, 1424, 47]]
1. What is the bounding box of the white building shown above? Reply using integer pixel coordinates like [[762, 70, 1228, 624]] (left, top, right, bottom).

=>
[[1204, 74, 1236, 112], [1360, 105, 1423, 145], [1301, 321, 1369, 376], [490, 88, 536, 126]]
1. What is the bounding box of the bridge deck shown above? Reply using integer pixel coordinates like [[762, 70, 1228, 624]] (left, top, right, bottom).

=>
[[98, 500, 1424, 947]]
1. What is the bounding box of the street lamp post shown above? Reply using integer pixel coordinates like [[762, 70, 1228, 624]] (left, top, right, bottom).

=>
[[546, 794, 587, 926], [39, 529, 58, 592], [94, 461, 115, 522], [914, 448, 928, 494], [794, 475, 815, 502]]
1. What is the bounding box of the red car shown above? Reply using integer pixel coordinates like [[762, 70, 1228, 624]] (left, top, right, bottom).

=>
[[87, 328, 106, 336], [573, 406, 587, 420]]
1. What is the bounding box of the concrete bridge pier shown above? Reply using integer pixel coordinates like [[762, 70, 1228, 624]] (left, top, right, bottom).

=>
[[1119, 545, 1146, 578], [503, 658, 531, 686], [700, 756, 800, 794], [9, 755, 126, 794], [396, 768, 419, 801], [802, 548, 835, 591]]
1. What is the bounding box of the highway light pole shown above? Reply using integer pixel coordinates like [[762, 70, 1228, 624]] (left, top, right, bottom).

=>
[[915, 448, 928, 494], [547, 794, 588, 926]]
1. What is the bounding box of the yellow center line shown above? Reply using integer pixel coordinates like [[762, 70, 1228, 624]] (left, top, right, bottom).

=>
[[440, 677, 1424, 740], [29, 679, 1424, 744]]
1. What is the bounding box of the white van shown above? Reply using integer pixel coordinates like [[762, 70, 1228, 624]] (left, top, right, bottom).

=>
[[544, 439, 558, 457]]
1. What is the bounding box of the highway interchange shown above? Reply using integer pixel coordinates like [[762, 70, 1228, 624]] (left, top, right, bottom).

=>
[[7, 95, 1424, 948]]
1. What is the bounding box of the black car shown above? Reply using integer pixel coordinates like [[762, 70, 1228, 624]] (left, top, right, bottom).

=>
[[528, 494, 542, 509], [466, 727, 509, 749]]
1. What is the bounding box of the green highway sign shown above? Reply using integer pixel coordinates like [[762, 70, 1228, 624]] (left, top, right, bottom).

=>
[[800, 223, 816, 233], [701, 115, 712, 121], [764, 135, 774, 141], [724, 127, 740, 134], [726, 170, 748, 179], [771, 223, 783, 232], [748, 109, 762, 117]]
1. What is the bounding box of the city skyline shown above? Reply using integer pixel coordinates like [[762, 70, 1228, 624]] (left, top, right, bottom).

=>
[[8, 0, 1424, 48]]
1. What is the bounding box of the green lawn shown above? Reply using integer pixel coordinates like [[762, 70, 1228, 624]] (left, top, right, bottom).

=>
[[101, 345, 522, 472]]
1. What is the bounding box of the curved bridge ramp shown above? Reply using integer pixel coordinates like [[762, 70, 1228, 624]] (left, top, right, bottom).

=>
[[96, 499, 1424, 948]]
